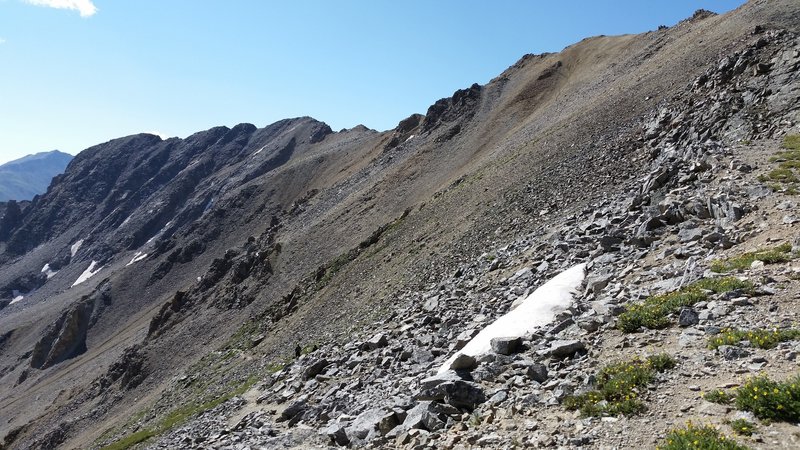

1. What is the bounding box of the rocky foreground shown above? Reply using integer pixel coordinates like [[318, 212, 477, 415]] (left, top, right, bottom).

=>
[[96, 28, 800, 450]]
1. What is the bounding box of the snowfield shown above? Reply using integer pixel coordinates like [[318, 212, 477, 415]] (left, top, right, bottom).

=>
[[72, 261, 102, 287], [438, 263, 587, 373], [126, 252, 148, 266], [41, 263, 58, 279], [70, 239, 84, 257]]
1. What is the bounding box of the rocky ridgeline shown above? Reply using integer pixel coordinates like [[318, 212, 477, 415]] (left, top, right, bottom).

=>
[[127, 30, 800, 450]]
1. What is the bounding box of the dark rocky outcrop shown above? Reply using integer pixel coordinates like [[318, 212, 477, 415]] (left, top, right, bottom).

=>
[[0, 272, 47, 299], [30, 301, 93, 369], [101, 345, 148, 390], [422, 83, 482, 133], [0, 200, 22, 241], [29, 282, 111, 370]]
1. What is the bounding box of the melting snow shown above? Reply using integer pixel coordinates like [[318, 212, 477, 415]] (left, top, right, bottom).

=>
[[438, 263, 587, 374], [72, 260, 102, 287], [70, 239, 84, 257], [253, 145, 267, 156], [126, 252, 148, 266], [10, 295, 23, 305], [41, 263, 58, 279]]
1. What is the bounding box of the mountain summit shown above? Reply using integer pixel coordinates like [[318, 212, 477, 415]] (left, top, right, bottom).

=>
[[0, 150, 73, 201]]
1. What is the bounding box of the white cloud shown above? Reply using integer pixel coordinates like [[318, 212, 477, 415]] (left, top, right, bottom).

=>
[[0, 38, 6, 44], [24, 0, 98, 17]]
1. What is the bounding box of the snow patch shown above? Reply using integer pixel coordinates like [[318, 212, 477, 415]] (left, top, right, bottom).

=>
[[145, 221, 174, 245], [70, 239, 84, 257], [10, 295, 23, 305], [41, 263, 57, 279], [72, 261, 103, 287], [438, 263, 586, 374], [405, 134, 415, 142], [126, 252, 148, 266], [203, 197, 215, 213], [253, 145, 267, 156]]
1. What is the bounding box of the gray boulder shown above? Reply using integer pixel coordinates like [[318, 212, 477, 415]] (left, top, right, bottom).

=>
[[678, 307, 699, 327], [417, 372, 486, 410], [548, 340, 586, 358], [346, 408, 389, 441], [525, 363, 549, 383], [361, 333, 388, 351], [717, 345, 750, 360], [322, 423, 349, 446], [279, 396, 308, 421], [448, 353, 478, 371], [490, 336, 523, 355], [303, 358, 329, 380]]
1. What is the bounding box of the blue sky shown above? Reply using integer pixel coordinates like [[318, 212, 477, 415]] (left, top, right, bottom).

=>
[[0, 0, 745, 164]]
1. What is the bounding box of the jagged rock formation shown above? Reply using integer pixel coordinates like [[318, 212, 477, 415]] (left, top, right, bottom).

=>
[[0, 1, 799, 449], [30, 282, 111, 370]]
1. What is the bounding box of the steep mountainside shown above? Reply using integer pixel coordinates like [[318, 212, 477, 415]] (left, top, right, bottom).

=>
[[0, 1, 799, 449], [0, 150, 73, 201]]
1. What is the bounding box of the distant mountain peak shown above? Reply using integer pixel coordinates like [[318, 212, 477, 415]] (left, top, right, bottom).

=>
[[0, 150, 73, 201]]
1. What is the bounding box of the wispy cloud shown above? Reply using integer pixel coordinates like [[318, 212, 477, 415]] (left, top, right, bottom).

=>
[[23, 0, 98, 17], [0, 38, 6, 45]]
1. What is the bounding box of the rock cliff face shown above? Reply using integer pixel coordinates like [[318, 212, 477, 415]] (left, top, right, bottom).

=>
[[1, 1, 799, 449]]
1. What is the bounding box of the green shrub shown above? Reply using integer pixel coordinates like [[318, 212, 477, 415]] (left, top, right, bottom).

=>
[[692, 277, 754, 294], [617, 289, 705, 332], [735, 375, 800, 422], [647, 353, 678, 371], [617, 277, 751, 333], [564, 354, 675, 417], [703, 389, 734, 404], [780, 160, 800, 170], [99, 430, 156, 450], [782, 134, 800, 151], [767, 182, 783, 192], [710, 243, 793, 273], [100, 376, 258, 450], [765, 168, 798, 183], [770, 151, 800, 163], [658, 423, 750, 450], [761, 136, 800, 195], [728, 418, 756, 437], [708, 328, 800, 350]]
